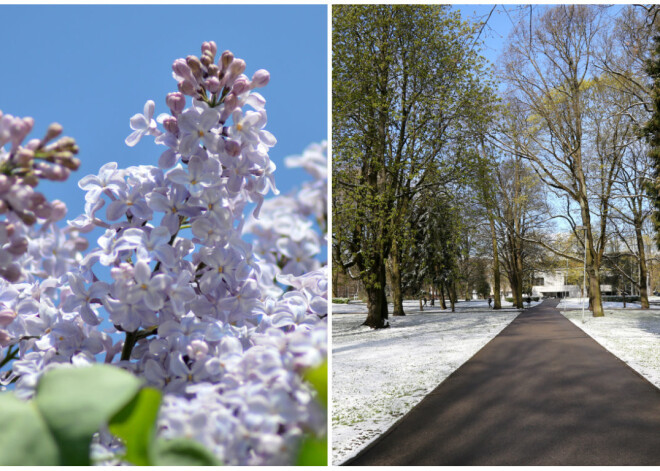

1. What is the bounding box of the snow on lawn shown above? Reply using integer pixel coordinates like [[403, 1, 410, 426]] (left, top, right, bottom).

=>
[[332, 299, 528, 465], [561, 298, 660, 391], [558, 296, 660, 310]]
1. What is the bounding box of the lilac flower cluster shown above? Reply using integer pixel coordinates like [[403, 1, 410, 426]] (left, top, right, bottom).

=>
[[0, 113, 80, 282], [0, 42, 326, 466]]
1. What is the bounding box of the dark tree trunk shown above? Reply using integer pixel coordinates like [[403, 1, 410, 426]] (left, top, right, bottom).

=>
[[636, 222, 650, 309], [439, 282, 447, 309], [390, 243, 405, 316], [362, 263, 389, 328], [489, 215, 502, 309], [449, 281, 457, 312]]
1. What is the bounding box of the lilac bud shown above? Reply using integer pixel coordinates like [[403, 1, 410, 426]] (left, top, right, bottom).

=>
[[200, 53, 213, 68], [205, 76, 221, 94], [231, 77, 249, 96], [202, 41, 217, 58], [186, 55, 203, 80], [162, 116, 179, 135], [29, 191, 46, 208], [16, 148, 34, 167], [46, 165, 69, 182], [225, 139, 241, 157], [52, 136, 76, 151], [0, 201, 7, 215], [17, 211, 36, 226], [1, 264, 21, 283], [0, 309, 16, 328], [33, 202, 52, 219], [220, 50, 234, 71], [0, 175, 9, 194], [0, 330, 11, 347], [7, 237, 28, 255], [26, 138, 41, 150], [207, 64, 219, 77], [22, 174, 39, 187], [251, 69, 270, 89], [229, 59, 246, 77], [166, 92, 186, 115], [60, 156, 81, 171], [50, 200, 67, 221], [73, 236, 89, 252], [178, 80, 196, 97], [44, 122, 63, 142], [172, 58, 194, 81], [10, 118, 32, 147], [5, 223, 14, 237]]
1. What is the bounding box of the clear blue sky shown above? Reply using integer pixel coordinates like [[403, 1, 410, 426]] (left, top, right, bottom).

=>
[[0, 5, 327, 220]]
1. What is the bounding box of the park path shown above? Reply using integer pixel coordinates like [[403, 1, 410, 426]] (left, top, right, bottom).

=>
[[344, 299, 660, 465]]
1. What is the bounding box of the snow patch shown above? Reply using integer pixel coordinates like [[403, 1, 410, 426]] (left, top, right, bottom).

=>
[[561, 304, 660, 390]]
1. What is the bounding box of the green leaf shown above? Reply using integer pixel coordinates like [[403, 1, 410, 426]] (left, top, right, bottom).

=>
[[0, 393, 59, 465], [304, 361, 327, 406], [109, 386, 162, 466], [296, 436, 327, 466], [35, 365, 142, 466], [151, 438, 222, 466]]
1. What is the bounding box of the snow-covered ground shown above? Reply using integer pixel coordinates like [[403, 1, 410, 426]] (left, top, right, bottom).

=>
[[561, 296, 660, 391], [332, 299, 532, 465], [558, 296, 660, 310]]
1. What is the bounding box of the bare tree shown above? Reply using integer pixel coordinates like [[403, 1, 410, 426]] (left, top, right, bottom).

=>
[[498, 5, 615, 316]]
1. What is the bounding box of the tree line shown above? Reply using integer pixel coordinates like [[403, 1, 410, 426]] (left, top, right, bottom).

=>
[[332, 4, 660, 328]]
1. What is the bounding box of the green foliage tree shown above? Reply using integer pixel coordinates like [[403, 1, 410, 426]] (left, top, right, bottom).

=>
[[332, 4, 493, 327]]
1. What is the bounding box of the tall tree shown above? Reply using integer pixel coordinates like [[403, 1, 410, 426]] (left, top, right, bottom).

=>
[[643, 7, 660, 250], [333, 5, 491, 328], [499, 5, 613, 316]]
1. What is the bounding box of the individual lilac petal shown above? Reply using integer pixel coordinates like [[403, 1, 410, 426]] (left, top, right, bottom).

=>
[[134, 261, 151, 284], [106, 199, 128, 221], [147, 192, 172, 213], [125, 129, 144, 147], [245, 93, 266, 110], [166, 167, 190, 186], [159, 149, 178, 169], [80, 304, 101, 326]]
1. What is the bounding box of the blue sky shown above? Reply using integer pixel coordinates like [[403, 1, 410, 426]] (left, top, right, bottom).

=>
[[0, 4, 327, 221]]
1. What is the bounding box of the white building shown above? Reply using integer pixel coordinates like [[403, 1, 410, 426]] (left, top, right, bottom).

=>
[[530, 269, 612, 299]]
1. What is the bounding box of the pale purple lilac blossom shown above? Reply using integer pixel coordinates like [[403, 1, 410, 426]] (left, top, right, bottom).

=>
[[0, 41, 326, 466]]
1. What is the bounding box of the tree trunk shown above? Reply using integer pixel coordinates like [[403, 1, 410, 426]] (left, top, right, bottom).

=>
[[439, 282, 447, 309], [514, 249, 524, 309], [390, 242, 405, 316], [636, 222, 650, 309], [362, 263, 389, 328], [449, 281, 457, 312], [588, 265, 604, 317], [489, 215, 502, 309]]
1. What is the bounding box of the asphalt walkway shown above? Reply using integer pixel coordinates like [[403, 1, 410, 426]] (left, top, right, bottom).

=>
[[344, 299, 660, 465]]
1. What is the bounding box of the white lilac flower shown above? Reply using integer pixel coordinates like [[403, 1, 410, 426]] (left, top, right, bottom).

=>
[[78, 162, 126, 204], [120, 226, 176, 268], [125, 261, 171, 311], [177, 104, 221, 155], [60, 275, 109, 326], [166, 156, 218, 196], [125, 100, 160, 147]]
